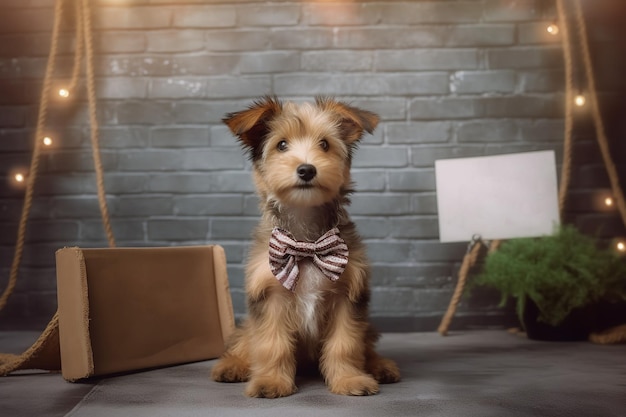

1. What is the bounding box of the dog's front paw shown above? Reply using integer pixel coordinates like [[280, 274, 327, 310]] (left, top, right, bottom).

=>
[[369, 357, 401, 384], [245, 376, 297, 398], [328, 374, 379, 396], [211, 356, 250, 383]]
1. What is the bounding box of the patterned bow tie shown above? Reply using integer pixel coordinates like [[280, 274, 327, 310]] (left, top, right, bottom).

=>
[[269, 227, 349, 292]]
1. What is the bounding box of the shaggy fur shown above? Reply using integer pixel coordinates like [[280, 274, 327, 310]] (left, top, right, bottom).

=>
[[210, 97, 401, 398]]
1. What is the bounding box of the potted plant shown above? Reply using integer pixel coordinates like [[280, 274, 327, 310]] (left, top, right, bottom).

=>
[[472, 225, 626, 341]]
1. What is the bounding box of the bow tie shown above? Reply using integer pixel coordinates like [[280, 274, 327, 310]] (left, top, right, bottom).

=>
[[269, 227, 349, 292]]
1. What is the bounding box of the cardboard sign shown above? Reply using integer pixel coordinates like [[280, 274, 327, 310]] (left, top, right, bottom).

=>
[[435, 150, 560, 243]]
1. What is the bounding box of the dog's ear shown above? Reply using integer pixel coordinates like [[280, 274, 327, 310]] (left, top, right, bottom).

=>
[[315, 97, 379, 144], [223, 96, 282, 159]]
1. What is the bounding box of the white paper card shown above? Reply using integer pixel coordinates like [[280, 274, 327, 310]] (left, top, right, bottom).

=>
[[435, 150, 560, 243]]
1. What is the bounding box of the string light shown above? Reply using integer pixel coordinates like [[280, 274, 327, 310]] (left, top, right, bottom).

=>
[[14, 173, 25, 183], [58, 88, 70, 98], [604, 197, 613, 207], [42, 136, 53, 146], [547, 23, 559, 35], [617, 241, 626, 253], [574, 94, 586, 107]]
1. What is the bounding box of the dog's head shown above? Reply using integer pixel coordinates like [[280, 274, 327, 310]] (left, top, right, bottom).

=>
[[223, 96, 379, 208]]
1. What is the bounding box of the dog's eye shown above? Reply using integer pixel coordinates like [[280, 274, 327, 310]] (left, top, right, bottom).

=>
[[277, 140, 288, 151], [320, 139, 329, 151]]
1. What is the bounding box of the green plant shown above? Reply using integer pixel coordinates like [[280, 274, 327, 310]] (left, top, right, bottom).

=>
[[474, 225, 626, 326]]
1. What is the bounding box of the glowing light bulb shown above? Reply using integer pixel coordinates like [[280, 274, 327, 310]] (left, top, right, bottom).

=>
[[43, 136, 52, 146], [604, 197, 613, 207], [58, 88, 70, 98], [14, 173, 25, 183], [575, 94, 586, 107], [547, 24, 559, 35], [617, 241, 626, 252]]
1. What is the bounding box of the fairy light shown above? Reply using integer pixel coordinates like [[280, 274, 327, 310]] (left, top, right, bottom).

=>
[[14, 173, 25, 183], [58, 88, 70, 98], [42, 136, 53, 146], [604, 197, 613, 207], [574, 94, 586, 107], [617, 241, 626, 253], [547, 23, 559, 35]]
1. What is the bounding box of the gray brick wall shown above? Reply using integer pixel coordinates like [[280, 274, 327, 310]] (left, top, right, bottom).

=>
[[1, 0, 625, 330]]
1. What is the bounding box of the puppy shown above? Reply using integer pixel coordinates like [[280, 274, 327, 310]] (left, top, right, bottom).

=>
[[211, 96, 400, 397]]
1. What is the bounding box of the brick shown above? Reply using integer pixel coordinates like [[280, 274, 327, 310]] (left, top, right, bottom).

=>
[[2, 220, 77, 244], [302, 51, 373, 72], [173, 5, 236, 28], [240, 52, 300, 74], [575, 214, 626, 238], [81, 219, 145, 241], [237, 4, 300, 26], [174, 195, 243, 216], [347, 99, 407, 122], [457, 119, 519, 143], [210, 125, 238, 147], [389, 217, 440, 239], [151, 126, 210, 147], [174, 100, 247, 124], [174, 54, 239, 76], [518, 22, 562, 45], [100, 127, 150, 148], [114, 196, 174, 217], [379, 2, 482, 24], [0, 8, 54, 33], [210, 218, 257, 239], [206, 29, 270, 52], [352, 146, 408, 168], [364, 241, 412, 263], [147, 219, 209, 241], [352, 218, 390, 239], [97, 77, 148, 99], [35, 175, 98, 196], [148, 173, 213, 194], [411, 145, 485, 168], [99, 56, 175, 77], [483, 0, 540, 22], [412, 193, 438, 214], [349, 194, 411, 215], [487, 47, 563, 69], [221, 243, 250, 265], [149, 78, 206, 99], [182, 149, 245, 170], [452, 70, 517, 94], [372, 288, 453, 313], [210, 172, 256, 193], [270, 28, 333, 49], [388, 170, 436, 192], [518, 70, 564, 92], [274, 73, 448, 97], [118, 149, 184, 171], [146, 31, 205, 53], [49, 196, 108, 219], [371, 264, 454, 288], [351, 170, 386, 192], [411, 241, 467, 262], [376, 49, 479, 71], [302, 3, 380, 26], [0, 107, 26, 127], [206, 76, 272, 99], [95, 7, 172, 29], [226, 265, 245, 288], [335, 27, 447, 49], [97, 32, 146, 54], [243, 195, 260, 216], [116, 101, 174, 125], [447, 25, 515, 46], [45, 150, 117, 173], [410, 97, 482, 120], [518, 119, 564, 142], [483, 96, 562, 118], [104, 174, 149, 194], [387, 122, 452, 144]]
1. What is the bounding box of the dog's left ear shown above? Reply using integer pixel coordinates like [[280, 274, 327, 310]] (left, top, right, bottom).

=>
[[223, 96, 282, 159], [316, 97, 379, 144]]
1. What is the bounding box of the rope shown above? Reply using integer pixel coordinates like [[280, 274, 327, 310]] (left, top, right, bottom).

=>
[[438, 238, 483, 336], [0, 0, 115, 310], [0, 0, 66, 311], [555, 0, 575, 217], [572, 0, 626, 227]]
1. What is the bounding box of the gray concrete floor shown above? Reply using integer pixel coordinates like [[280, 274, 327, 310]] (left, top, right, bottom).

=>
[[1, 330, 625, 417]]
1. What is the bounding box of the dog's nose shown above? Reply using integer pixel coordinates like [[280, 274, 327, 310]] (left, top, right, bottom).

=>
[[297, 164, 317, 182]]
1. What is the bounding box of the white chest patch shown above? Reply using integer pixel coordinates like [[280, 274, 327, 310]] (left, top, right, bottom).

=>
[[294, 260, 327, 338]]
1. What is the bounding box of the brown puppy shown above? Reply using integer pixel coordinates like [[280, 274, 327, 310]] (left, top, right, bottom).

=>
[[211, 97, 400, 398]]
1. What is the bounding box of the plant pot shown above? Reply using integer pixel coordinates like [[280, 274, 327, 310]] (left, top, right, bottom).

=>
[[522, 298, 626, 341]]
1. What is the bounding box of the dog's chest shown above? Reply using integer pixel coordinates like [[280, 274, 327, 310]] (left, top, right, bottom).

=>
[[294, 259, 329, 338]]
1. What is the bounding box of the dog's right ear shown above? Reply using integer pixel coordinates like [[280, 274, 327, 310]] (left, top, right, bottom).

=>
[[223, 96, 282, 160]]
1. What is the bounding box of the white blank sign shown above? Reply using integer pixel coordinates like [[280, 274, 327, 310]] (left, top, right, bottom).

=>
[[435, 150, 560, 243]]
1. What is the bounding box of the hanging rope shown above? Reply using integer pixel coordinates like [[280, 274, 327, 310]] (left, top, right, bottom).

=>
[[572, 0, 626, 227], [0, 0, 115, 311], [555, 0, 575, 217]]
